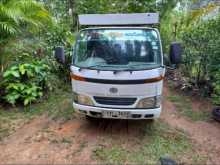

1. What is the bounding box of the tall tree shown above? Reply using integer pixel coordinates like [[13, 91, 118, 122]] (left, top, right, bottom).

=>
[[69, 0, 77, 31]]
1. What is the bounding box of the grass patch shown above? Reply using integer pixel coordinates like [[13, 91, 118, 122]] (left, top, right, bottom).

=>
[[0, 128, 10, 141], [0, 84, 74, 140], [47, 101, 75, 122], [93, 146, 127, 164], [93, 121, 205, 164], [167, 95, 183, 102], [0, 107, 35, 140], [167, 94, 211, 121]]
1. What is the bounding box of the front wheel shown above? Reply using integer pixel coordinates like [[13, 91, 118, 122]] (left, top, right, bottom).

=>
[[85, 115, 101, 122], [146, 118, 155, 124]]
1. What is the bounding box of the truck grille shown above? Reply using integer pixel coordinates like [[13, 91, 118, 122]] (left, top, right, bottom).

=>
[[94, 96, 137, 106]]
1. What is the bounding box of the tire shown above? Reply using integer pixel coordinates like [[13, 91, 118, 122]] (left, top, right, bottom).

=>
[[146, 118, 155, 124], [85, 115, 100, 122], [212, 107, 220, 122], [86, 115, 94, 120]]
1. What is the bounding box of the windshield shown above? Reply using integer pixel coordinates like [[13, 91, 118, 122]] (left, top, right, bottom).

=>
[[73, 28, 162, 70]]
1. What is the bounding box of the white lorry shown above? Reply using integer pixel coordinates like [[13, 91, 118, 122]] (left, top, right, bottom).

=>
[[55, 13, 182, 120]]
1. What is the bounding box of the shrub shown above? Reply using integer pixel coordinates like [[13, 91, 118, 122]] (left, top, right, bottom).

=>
[[212, 72, 220, 105], [2, 61, 51, 106], [181, 15, 220, 103], [42, 24, 75, 82]]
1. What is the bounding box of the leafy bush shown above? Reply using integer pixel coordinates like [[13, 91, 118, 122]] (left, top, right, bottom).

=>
[[181, 15, 220, 103], [44, 25, 75, 53], [42, 24, 75, 82], [2, 61, 51, 106], [212, 72, 220, 105], [0, 0, 52, 78], [181, 23, 211, 87]]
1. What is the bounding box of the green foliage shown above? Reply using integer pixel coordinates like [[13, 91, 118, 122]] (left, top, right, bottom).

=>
[[181, 15, 220, 102], [212, 72, 220, 105], [77, 0, 155, 14], [181, 23, 211, 85], [159, 1, 220, 103], [0, 0, 52, 39], [44, 25, 75, 53], [0, 0, 53, 81], [0, 38, 47, 73], [38, 0, 71, 23], [160, 1, 219, 53], [2, 60, 50, 105], [77, 0, 180, 15], [41, 23, 75, 82]]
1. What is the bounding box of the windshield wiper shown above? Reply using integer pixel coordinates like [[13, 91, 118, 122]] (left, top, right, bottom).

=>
[[78, 64, 112, 72], [89, 65, 134, 74], [88, 64, 108, 69], [127, 63, 156, 70], [78, 64, 105, 70], [78, 64, 133, 74]]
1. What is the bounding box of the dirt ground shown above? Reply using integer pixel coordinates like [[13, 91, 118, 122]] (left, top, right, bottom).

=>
[[0, 83, 220, 164], [162, 86, 220, 164]]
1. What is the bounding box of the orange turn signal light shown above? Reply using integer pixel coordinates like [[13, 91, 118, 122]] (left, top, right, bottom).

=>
[[70, 74, 86, 81], [144, 76, 164, 83]]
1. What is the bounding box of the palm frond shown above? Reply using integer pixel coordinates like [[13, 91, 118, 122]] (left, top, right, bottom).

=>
[[0, 0, 52, 37], [0, 21, 17, 35]]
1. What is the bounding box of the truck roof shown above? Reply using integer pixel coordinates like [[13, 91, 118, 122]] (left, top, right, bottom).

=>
[[78, 13, 159, 26]]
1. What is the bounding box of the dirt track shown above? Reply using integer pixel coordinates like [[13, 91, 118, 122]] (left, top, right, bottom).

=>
[[0, 84, 220, 164], [162, 86, 220, 164], [0, 114, 152, 164]]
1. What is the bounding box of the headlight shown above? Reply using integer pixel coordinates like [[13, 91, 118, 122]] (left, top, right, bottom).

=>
[[73, 92, 94, 106], [136, 96, 161, 109]]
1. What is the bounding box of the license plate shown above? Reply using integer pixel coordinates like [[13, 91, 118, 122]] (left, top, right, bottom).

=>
[[102, 111, 130, 118]]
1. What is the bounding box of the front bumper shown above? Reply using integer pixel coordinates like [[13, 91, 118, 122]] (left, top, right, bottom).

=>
[[73, 102, 161, 120]]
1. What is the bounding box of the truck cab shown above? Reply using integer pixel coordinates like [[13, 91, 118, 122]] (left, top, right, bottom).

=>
[[55, 13, 182, 120]]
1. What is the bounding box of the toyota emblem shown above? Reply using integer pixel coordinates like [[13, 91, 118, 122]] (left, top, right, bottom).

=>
[[109, 87, 118, 94]]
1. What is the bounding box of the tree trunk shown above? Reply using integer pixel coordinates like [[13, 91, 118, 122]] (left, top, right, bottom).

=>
[[69, 0, 77, 31]]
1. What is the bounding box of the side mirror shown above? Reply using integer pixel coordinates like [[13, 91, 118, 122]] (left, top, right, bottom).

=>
[[169, 42, 182, 64], [55, 47, 65, 64]]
